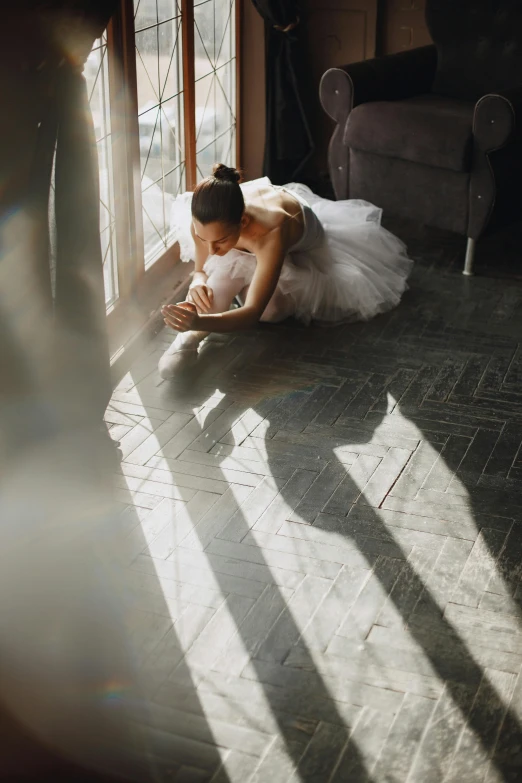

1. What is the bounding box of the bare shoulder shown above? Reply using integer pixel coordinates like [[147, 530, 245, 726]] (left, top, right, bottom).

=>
[[241, 179, 297, 217], [241, 179, 303, 251]]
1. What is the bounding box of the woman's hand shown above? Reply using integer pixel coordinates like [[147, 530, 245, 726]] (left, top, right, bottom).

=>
[[161, 301, 201, 333], [187, 276, 214, 313]]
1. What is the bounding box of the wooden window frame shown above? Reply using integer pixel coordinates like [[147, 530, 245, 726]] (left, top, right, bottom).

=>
[[102, 0, 241, 360]]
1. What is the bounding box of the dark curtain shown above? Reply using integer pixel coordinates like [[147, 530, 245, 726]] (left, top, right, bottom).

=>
[[250, 0, 315, 184]]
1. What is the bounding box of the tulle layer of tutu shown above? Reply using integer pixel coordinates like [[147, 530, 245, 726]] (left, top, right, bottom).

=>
[[170, 179, 413, 326]]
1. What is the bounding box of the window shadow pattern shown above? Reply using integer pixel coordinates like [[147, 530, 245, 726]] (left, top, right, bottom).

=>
[[114, 256, 522, 782]]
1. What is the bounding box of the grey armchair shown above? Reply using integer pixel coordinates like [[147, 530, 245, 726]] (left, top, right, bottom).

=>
[[319, 0, 522, 275]]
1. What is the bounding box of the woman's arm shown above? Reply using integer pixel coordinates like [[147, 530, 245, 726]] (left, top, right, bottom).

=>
[[203, 240, 286, 331], [165, 234, 287, 333]]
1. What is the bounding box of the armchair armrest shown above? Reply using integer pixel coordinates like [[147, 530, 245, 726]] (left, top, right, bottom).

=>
[[473, 88, 522, 152], [320, 45, 437, 125]]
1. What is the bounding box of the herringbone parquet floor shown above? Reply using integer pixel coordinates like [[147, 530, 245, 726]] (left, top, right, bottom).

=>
[[108, 225, 522, 783]]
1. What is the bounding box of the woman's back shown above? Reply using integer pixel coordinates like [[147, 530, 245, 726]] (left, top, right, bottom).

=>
[[239, 177, 304, 251]]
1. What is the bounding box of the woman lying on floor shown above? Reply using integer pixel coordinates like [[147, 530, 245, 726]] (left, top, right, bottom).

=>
[[159, 163, 413, 378]]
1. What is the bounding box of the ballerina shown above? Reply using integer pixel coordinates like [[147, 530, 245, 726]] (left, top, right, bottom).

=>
[[159, 163, 413, 378]]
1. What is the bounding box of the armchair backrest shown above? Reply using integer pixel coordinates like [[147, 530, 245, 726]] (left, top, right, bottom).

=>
[[426, 0, 522, 99]]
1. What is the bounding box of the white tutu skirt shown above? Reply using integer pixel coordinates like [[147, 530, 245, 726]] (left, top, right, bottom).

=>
[[170, 177, 413, 325]]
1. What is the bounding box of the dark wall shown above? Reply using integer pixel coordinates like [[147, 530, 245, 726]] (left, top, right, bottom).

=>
[[238, 0, 433, 183], [381, 0, 431, 55]]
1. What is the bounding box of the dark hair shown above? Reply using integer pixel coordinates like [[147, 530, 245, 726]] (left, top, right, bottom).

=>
[[191, 163, 245, 226]]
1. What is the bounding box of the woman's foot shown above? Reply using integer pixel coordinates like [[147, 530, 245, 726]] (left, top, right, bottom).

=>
[[158, 331, 202, 379]]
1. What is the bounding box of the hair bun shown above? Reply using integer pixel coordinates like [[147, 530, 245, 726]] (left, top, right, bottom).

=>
[[212, 163, 241, 184]]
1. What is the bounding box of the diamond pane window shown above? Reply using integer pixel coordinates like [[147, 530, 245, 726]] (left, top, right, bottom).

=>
[[84, 33, 119, 309], [194, 0, 236, 179], [135, 0, 186, 268], [82, 3, 238, 314]]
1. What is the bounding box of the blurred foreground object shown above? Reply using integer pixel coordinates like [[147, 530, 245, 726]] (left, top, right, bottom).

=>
[[0, 4, 154, 780]]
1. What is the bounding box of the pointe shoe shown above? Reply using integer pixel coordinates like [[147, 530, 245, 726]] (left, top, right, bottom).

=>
[[158, 335, 199, 379]]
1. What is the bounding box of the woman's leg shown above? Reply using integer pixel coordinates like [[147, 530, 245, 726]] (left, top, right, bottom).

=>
[[159, 271, 294, 378], [206, 270, 250, 314], [158, 270, 248, 378]]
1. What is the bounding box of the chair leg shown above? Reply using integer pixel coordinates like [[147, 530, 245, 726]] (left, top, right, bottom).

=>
[[463, 238, 476, 276]]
